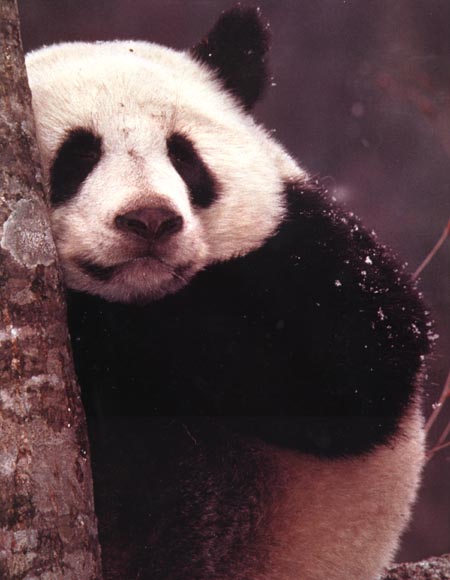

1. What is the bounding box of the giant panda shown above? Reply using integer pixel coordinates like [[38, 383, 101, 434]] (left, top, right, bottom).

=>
[[26, 6, 430, 580]]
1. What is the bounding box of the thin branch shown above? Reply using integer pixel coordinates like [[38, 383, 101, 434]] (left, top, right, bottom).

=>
[[424, 367, 450, 433], [413, 218, 450, 280], [437, 418, 450, 447], [426, 440, 450, 461]]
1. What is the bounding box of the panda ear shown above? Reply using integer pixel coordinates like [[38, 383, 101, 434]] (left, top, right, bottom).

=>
[[191, 5, 271, 110]]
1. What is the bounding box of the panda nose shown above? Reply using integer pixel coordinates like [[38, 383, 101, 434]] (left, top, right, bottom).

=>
[[114, 207, 184, 241]]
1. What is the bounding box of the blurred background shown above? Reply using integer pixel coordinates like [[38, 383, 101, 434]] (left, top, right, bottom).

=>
[[19, 0, 450, 563]]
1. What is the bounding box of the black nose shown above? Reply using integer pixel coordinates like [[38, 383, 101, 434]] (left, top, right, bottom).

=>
[[115, 207, 184, 241]]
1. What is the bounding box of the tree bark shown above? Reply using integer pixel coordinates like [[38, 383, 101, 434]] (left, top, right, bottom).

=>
[[0, 1, 102, 578], [381, 554, 450, 579]]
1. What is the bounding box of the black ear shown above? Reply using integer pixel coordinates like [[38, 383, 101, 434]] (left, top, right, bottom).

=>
[[191, 5, 271, 110]]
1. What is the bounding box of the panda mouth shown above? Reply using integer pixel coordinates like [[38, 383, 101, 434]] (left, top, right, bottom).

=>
[[77, 256, 194, 284]]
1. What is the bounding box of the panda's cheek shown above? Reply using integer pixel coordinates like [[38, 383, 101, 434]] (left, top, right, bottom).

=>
[[49, 209, 76, 258]]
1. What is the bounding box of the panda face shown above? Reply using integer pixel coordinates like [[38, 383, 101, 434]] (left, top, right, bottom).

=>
[[26, 40, 300, 302]]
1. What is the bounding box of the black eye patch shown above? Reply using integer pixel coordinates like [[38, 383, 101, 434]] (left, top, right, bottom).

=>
[[50, 129, 102, 206], [167, 133, 218, 209]]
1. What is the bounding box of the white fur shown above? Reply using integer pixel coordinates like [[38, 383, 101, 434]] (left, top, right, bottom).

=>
[[26, 41, 303, 302], [264, 402, 425, 580]]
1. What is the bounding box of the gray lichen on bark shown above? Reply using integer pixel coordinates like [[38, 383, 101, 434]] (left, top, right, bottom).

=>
[[1, 198, 56, 267], [0, 1, 102, 578]]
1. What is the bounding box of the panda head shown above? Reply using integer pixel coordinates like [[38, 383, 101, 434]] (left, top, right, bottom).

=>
[[26, 6, 303, 303]]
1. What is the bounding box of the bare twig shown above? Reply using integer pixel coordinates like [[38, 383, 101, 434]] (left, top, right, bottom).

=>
[[412, 220, 450, 461], [426, 440, 450, 461], [425, 368, 450, 460], [425, 368, 450, 434], [413, 218, 450, 280], [437, 419, 450, 447]]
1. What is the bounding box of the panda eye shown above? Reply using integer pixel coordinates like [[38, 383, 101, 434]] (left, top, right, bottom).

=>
[[167, 132, 218, 209], [50, 128, 102, 206]]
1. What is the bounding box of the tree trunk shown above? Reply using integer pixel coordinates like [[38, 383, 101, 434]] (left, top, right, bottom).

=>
[[381, 554, 450, 579], [0, 1, 102, 578]]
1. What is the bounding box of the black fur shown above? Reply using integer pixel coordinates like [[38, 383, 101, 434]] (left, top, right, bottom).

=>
[[50, 128, 102, 206], [167, 132, 218, 208], [191, 5, 271, 110], [92, 418, 274, 580], [69, 181, 429, 458]]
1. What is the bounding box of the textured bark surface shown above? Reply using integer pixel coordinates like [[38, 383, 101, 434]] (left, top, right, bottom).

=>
[[0, 1, 102, 578], [380, 555, 450, 579]]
